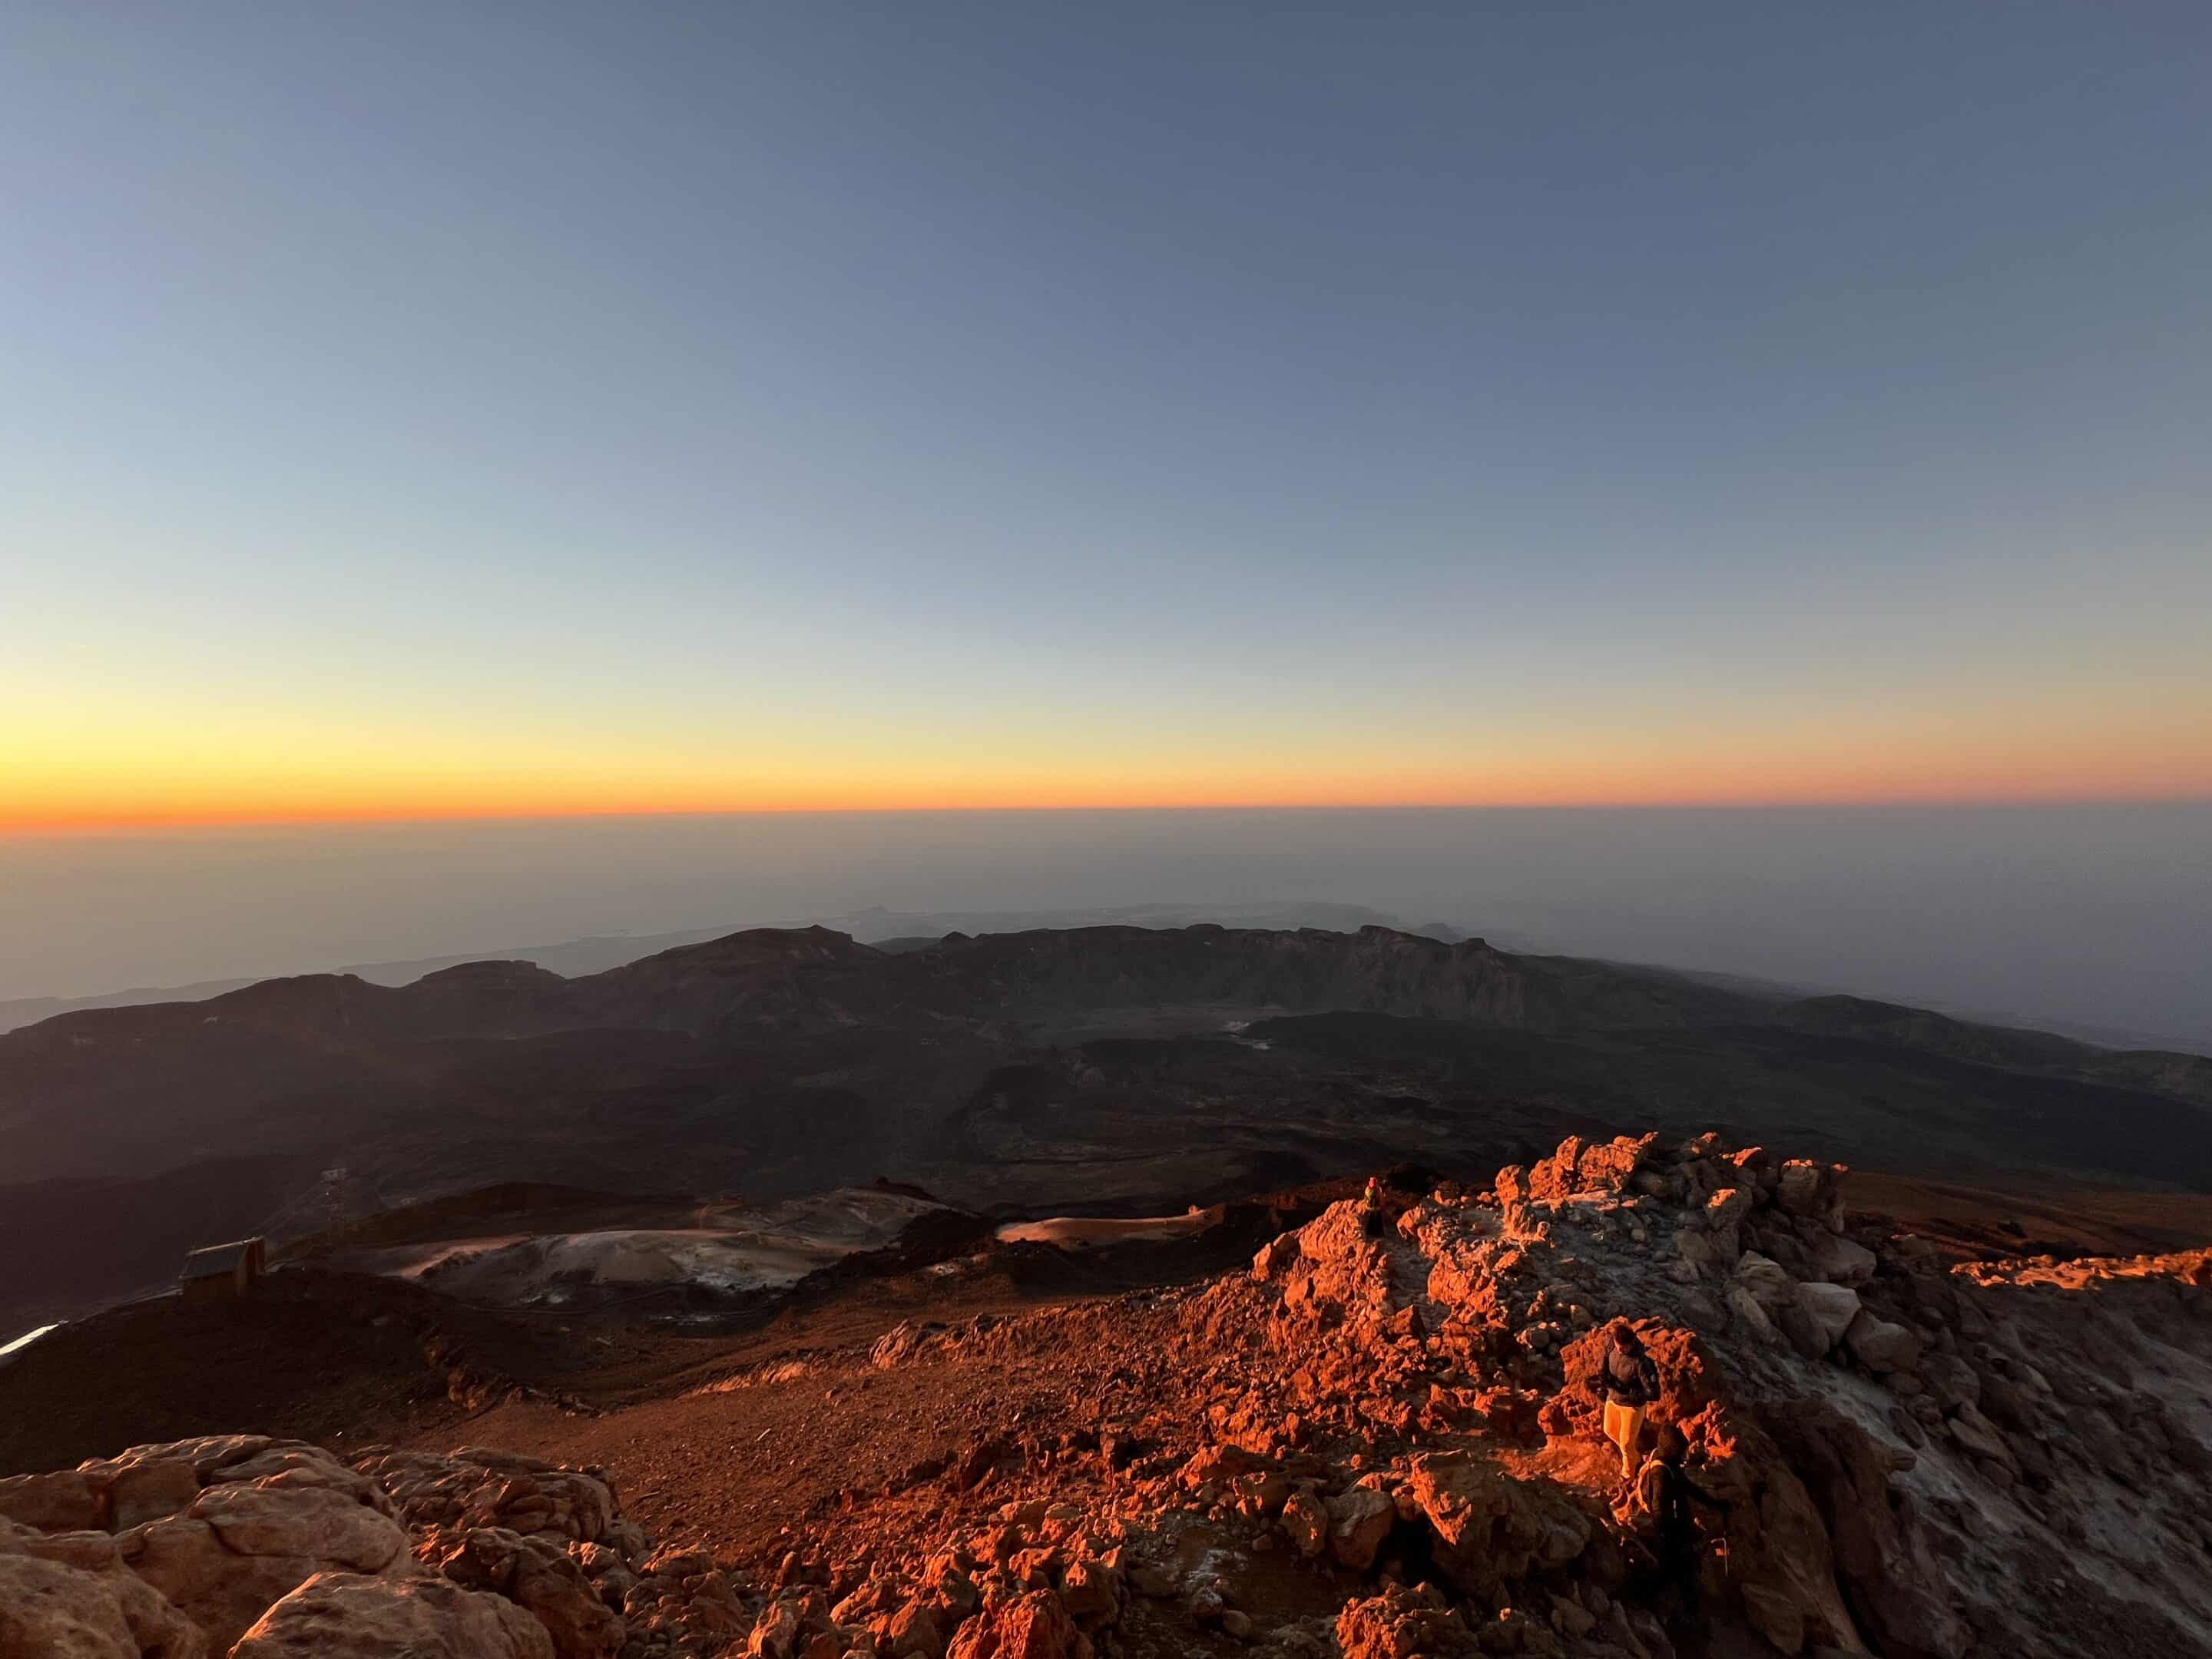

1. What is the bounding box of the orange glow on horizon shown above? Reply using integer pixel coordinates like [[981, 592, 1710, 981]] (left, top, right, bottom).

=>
[[8, 687, 2208, 833], [7, 770, 2208, 834]]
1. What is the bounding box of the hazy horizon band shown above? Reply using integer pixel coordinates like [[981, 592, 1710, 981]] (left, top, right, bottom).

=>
[[4, 803, 2207, 1049]]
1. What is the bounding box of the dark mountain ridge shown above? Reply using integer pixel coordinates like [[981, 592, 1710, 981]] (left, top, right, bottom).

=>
[[5, 922, 2209, 1334]]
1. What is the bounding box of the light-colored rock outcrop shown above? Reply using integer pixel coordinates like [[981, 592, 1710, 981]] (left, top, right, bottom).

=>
[[0, 1436, 760, 1659], [229, 1570, 555, 1658]]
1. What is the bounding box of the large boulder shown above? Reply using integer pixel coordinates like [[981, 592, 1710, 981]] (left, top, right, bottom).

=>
[[1705, 1187, 1753, 1229], [106, 1464, 203, 1534], [1323, 1486, 1396, 1570], [1689, 1412, 1866, 1655], [1813, 1236, 1877, 1287], [119, 1481, 412, 1656], [945, 1590, 1078, 1659], [1520, 1133, 1661, 1202], [1845, 1310, 1922, 1375], [1773, 1161, 1823, 1216], [1335, 1583, 1465, 1659], [1, 1522, 209, 1659], [1279, 1489, 1328, 1559], [1763, 1400, 1971, 1659], [355, 1449, 616, 1547], [1275, 1202, 1397, 1326], [1946, 1402, 2015, 1469], [1727, 1286, 1780, 1344], [230, 1570, 555, 1659], [0, 1472, 104, 1534], [422, 1525, 624, 1659], [1793, 1283, 1862, 1353], [0, 1436, 694, 1659], [878, 1599, 945, 1659], [1403, 1452, 1589, 1601], [0, 1550, 143, 1659], [1732, 1252, 1795, 1310], [92, 1439, 280, 1481]]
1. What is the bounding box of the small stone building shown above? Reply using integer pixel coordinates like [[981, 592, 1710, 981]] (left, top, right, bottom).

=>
[[178, 1237, 267, 1302]]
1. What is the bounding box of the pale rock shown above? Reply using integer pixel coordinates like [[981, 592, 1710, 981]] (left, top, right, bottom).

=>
[[1793, 1282, 1862, 1352], [1846, 1310, 1922, 1375], [121, 1482, 411, 1654], [230, 1570, 555, 1659], [5, 1527, 210, 1659], [1947, 1402, 2016, 1469], [221, 1451, 384, 1508], [1732, 1252, 1795, 1310], [1675, 1230, 1717, 1273], [94, 1437, 279, 1484], [108, 1460, 202, 1532], [1813, 1236, 1877, 1287], [1774, 1160, 1823, 1216], [0, 1470, 104, 1533], [190, 1481, 406, 1568], [0, 1551, 140, 1659], [1677, 1288, 1726, 1332], [425, 1524, 624, 1659], [1727, 1286, 1780, 1343]]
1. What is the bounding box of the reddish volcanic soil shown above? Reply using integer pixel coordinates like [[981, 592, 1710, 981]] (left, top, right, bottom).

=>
[[1844, 1169, 2212, 1260], [0, 1217, 1255, 1481], [5, 1136, 2212, 1659], [442, 1286, 1194, 1567]]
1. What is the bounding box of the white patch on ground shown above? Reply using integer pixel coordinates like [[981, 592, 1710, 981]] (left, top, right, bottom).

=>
[[0, 1323, 58, 1363], [331, 1188, 947, 1307], [995, 1214, 1211, 1248]]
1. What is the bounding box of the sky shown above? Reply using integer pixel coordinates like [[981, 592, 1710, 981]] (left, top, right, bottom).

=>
[[3, 3, 2210, 826]]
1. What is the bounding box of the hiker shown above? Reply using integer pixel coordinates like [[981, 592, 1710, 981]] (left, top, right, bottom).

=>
[[1632, 1426, 1732, 1618], [1360, 1175, 1385, 1237], [1601, 1321, 1659, 1477]]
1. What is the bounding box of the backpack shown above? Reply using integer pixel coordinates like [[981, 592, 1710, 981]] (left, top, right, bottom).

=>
[[1630, 1453, 1667, 1522]]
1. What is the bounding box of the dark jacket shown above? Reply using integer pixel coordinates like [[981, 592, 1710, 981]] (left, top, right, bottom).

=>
[[1604, 1343, 1659, 1406], [1650, 1461, 1730, 1538]]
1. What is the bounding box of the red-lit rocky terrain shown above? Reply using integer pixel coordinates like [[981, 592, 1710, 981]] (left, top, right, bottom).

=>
[[6, 1131, 2209, 1657]]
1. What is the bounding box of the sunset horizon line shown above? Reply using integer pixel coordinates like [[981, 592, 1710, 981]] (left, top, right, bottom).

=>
[[8, 786, 2209, 836]]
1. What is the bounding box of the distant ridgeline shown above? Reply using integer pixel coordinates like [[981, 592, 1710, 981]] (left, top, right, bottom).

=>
[[2, 923, 2208, 1333]]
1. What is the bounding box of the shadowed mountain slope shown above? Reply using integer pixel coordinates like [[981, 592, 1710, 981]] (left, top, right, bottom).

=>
[[4, 924, 2207, 1333]]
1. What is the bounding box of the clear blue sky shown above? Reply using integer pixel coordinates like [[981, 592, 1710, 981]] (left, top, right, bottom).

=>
[[5, 3, 2209, 820]]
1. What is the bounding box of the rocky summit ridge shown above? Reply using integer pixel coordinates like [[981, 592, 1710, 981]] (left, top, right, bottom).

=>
[[5, 1129, 2209, 1659]]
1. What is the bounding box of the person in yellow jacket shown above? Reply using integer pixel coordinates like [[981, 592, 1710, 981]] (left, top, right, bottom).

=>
[[1601, 1321, 1659, 1479]]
